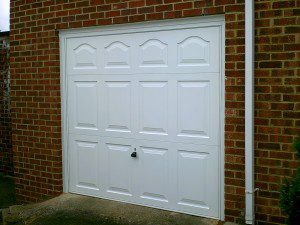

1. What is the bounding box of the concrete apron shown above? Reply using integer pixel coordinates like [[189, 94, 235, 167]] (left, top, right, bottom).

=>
[[1, 193, 230, 225]]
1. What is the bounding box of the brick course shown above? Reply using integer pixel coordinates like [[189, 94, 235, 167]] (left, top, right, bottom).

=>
[[9, 0, 299, 224]]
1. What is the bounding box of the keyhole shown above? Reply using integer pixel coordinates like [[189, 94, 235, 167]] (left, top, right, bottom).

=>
[[131, 148, 137, 158]]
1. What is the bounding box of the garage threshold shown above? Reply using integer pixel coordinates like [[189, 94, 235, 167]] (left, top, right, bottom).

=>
[[2, 193, 225, 225]]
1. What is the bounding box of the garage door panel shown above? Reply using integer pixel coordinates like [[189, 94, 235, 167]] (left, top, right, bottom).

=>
[[177, 80, 210, 139], [174, 27, 220, 73], [101, 35, 134, 74], [175, 74, 220, 145], [136, 30, 174, 74], [176, 144, 219, 217], [103, 81, 133, 135], [137, 143, 170, 204], [177, 36, 209, 67], [69, 135, 101, 196], [104, 41, 131, 69], [67, 38, 100, 75], [66, 26, 220, 75], [105, 142, 134, 197], [139, 39, 168, 68], [68, 77, 100, 135], [177, 151, 209, 206], [138, 81, 168, 136]]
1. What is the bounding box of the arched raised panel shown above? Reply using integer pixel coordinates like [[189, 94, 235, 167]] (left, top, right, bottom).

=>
[[105, 41, 130, 68], [140, 39, 168, 67], [178, 36, 209, 66], [73, 44, 97, 69]]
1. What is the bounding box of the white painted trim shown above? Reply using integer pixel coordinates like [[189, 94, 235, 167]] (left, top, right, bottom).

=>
[[59, 15, 225, 220], [220, 19, 226, 222], [59, 34, 69, 192], [245, 1, 255, 224]]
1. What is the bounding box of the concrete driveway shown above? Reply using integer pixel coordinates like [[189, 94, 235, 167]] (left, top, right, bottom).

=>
[[2, 193, 226, 225]]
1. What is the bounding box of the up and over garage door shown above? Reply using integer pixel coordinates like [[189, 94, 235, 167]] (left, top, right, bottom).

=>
[[61, 17, 224, 219]]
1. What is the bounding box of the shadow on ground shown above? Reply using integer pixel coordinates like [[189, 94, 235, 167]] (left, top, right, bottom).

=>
[[0, 173, 15, 209]]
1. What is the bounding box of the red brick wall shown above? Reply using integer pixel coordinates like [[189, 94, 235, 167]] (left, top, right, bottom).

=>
[[9, 0, 299, 224], [0, 34, 13, 175], [254, 1, 299, 224]]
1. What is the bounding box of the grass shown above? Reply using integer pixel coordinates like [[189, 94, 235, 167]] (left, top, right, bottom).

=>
[[0, 173, 16, 209]]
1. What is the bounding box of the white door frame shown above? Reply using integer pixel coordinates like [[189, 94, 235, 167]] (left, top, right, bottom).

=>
[[59, 15, 225, 220]]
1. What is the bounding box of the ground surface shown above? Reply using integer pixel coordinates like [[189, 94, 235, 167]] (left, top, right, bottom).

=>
[[2, 193, 221, 225], [27, 210, 132, 225], [0, 174, 15, 209]]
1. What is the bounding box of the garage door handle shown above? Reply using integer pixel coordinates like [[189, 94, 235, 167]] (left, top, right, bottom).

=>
[[131, 148, 137, 158]]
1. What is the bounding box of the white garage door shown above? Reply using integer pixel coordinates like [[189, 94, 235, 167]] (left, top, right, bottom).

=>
[[62, 17, 224, 219]]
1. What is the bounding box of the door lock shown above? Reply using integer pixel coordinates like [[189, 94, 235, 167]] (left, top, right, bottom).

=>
[[131, 148, 137, 158]]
